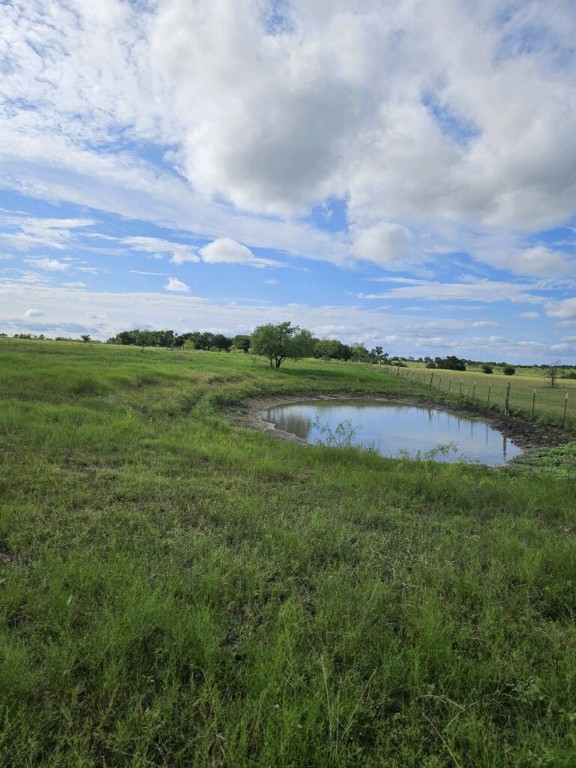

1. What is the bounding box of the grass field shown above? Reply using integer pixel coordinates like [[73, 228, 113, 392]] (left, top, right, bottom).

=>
[[1, 339, 576, 766], [389, 364, 576, 430]]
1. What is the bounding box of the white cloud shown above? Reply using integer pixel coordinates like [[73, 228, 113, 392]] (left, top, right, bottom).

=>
[[358, 279, 543, 304], [24, 258, 69, 271], [164, 276, 190, 293], [3, 0, 574, 278], [472, 320, 499, 328], [546, 298, 576, 321], [351, 223, 413, 265], [198, 238, 285, 269], [505, 246, 576, 278], [123, 236, 200, 264], [25, 308, 46, 318]]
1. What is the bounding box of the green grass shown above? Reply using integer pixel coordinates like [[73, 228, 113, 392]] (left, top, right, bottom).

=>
[[1, 339, 575, 766], [396, 363, 576, 428]]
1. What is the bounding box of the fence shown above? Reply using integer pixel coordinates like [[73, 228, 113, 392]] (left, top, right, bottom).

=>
[[388, 366, 575, 430]]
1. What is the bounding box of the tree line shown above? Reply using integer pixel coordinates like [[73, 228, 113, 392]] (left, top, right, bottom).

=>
[[105, 323, 409, 367]]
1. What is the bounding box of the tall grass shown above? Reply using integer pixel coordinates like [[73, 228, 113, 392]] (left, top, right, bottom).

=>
[[0, 339, 575, 766]]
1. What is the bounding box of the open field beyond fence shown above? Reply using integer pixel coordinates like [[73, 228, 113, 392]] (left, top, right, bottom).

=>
[[389, 365, 576, 429]]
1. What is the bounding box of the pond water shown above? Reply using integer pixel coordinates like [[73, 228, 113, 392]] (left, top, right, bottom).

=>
[[262, 400, 522, 466]]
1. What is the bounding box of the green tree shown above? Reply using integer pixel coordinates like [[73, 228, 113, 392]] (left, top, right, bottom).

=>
[[211, 334, 233, 352], [251, 322, 315, 368], [435, 355, 466, 371], [232, 334, 251, 354], [349, 343, 370, 362]]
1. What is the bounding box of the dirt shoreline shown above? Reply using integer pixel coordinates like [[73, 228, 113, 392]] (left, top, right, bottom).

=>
[[226, 392, 575, 456]]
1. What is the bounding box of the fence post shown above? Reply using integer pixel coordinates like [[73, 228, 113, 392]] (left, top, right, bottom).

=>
[[472, 383, 476, 401], [429, 372, 434, 388], [487, 384, 491, 407], [532, 389, 536, 420], [563, 393, 568, 428], [448, 379, 452, 393], [504, 382, 510, 416]]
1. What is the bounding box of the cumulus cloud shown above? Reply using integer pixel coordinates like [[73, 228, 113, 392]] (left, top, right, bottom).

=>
[[25, 308, 46, 318], [198, 238, 284, 268], [546, 298, 576, 321], [505, 246, 576, 277], [351, 223, 413, 265], [164, 276, 190, 292], [1, 0, 576, 282]]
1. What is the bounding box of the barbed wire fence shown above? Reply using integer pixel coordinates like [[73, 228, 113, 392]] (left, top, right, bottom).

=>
[[386, 366, 574, 430]]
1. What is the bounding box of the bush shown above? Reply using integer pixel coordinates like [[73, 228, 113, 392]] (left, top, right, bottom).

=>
[[481, 364, 493, 374], [503, 365, 516, 376]]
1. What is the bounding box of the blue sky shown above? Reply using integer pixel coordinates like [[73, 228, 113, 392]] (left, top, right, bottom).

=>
[[1, 0, 576, 363]]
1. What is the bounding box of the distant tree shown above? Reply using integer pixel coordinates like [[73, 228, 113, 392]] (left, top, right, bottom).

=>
[[232, 334, 251, 354], [314, 339, 342, 360], [481, 364, 493, 374], [425, 361, 436, 369], [349, 343, 370, 362], [156, 330, 176, 348], [503, 365, 516, 376], [251, 322, 315, 368], [211, 334, 233, 352], [545, 361, 561, 388], [80, 334, 91, 343], [435, 355, 466, 371], [370, 345, 384, 362]]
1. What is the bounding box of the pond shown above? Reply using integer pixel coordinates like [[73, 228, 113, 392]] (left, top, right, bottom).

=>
[[262, 400, 523, 466]]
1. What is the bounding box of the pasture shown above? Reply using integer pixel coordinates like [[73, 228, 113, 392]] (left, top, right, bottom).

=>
[[1, 339, 575, 767]]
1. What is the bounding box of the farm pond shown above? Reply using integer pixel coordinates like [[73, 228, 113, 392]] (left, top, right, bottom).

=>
[[262, 400, 523, 466]]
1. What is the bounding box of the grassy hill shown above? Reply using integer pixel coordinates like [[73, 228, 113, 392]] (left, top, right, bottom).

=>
[[1, 340, 575, 766]]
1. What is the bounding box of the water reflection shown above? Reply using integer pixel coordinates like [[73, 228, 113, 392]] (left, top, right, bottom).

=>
[[262, 400, 522, 466]]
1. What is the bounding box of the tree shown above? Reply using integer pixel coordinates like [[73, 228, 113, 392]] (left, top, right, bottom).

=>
[[232, 334, 251, 354], [434, 355, 466, 371], [211, 334, 233, 352], [251, 322, 315, 368], [545, 361, 561, 388], [349, 343, 370, 362]]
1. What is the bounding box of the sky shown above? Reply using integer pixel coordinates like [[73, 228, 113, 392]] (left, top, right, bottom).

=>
[[1, 0, 576, 364]]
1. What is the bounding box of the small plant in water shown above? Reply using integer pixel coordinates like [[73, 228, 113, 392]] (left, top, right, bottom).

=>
[[314, 417, 358, 448], [399, 441, 461, 462]]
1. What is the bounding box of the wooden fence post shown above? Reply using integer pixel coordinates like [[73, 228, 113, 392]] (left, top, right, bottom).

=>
[[504, 382, 510, 416]]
